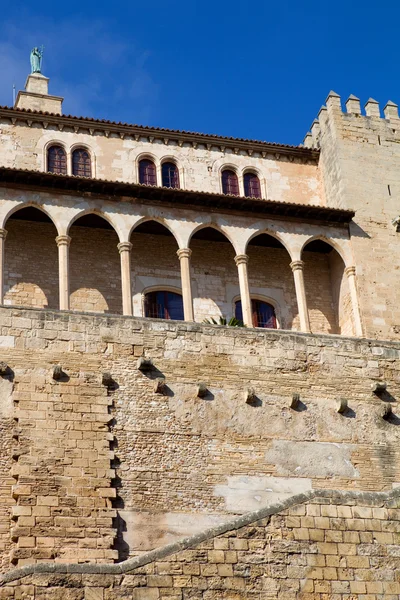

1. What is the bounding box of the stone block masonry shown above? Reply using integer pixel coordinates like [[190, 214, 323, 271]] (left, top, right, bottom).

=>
[[0, 307, 399, 569], [2, 488, 400, 599]]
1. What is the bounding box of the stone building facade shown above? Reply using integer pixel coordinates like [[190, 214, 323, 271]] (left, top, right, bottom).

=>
[[0, 70, 399, 598]]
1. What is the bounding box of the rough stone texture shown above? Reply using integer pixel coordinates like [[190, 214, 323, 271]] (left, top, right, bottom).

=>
[[2, 489, 400, 599], [0, 116, 323, 205], [0, 307, 398, 568], [318, 94, 400, 341]]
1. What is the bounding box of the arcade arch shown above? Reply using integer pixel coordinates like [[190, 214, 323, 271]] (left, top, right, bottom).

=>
[[69, 213, 121, 314], [302, 239, 353, 335], [3, 206, 59, 309]]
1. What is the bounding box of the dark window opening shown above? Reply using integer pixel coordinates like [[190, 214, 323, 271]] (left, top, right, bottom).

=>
[[47, 145, 67, 175], [139, 159, 157, 186], [243, 172, 262, 198], [145, 291, 184, 320], [235, 299, 277, 329], [221, 170, 239, 195], [72, 148, 92, 178], [161, 162, 180, 188]]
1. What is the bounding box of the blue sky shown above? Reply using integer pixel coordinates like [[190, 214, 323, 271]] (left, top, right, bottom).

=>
[[0, 0, 399, 146]]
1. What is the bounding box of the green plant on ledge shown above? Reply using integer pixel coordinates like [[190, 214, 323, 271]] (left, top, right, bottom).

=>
[[203, 316, 245, 327]]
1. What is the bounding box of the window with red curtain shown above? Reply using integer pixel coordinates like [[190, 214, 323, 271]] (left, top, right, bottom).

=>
[[161, 162, 180, 188], [47, 146, 67, 175], [221, 170, 239, 195], [243, 172, 261, 198], [235, 299, 277, 328], [139, 159, 157, 186], [145, 291, 184, 320], [72, 148, 92, 178]]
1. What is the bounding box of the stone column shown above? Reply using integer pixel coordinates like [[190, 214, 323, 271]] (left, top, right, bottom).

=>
[[290, 260, 311, 333], [0, 229, 7, 305], [177, 248, 194, 321], [118, 242, 133, 316], [234, 254, 253, 328], [56, 235, 71, 311], [345, 266, 363, 337]]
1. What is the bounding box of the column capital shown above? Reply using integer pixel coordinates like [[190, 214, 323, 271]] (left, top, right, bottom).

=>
[[0, 229, 7, 240], [177, 248, 192, 260], [234, 254, 249, 266], [118, 241, 132, 254], [56, 235, 71, 247], [345, 265, 356, 277], [290, 260, 305, 272]]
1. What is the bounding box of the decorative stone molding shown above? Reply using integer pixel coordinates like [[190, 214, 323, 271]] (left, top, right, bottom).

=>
[[234, 254, 249, 267], [289, 260, 304, 272], [0, 229, 7, 240], [55, 235, 71, 247], [117, 241, 132, 254], [345, 265, 356, 278], [176, 248, 192, 260]]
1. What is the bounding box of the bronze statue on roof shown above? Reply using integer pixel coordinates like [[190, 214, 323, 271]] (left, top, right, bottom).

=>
[[30, 46, 44, 74]]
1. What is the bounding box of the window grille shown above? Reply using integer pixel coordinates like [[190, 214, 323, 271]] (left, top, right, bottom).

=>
[[72, 148, 92, 178], [243, 172, 261, 198], [47, 146, 67, 175], [221, 170, 239, 195], [139, 159, 157, 185], [161, 162, 180, 188]]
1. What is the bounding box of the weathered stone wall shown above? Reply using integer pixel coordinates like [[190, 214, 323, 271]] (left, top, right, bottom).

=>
[[317, 94, 400, 341], [0, 307, 399, 568], [2, 489, 400, 599], [0, 118, 323, 206]]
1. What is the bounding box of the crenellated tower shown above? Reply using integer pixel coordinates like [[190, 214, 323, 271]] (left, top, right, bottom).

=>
[[305, 92, 400, 340]]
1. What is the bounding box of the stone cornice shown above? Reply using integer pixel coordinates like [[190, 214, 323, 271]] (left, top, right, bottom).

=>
[[0, 106, 320, 162], [0, 167, 355, 225]]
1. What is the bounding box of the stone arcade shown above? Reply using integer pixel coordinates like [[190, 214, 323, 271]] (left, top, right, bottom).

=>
[[0, 68, 399, 598]]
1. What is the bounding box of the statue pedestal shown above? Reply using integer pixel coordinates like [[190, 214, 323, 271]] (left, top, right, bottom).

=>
[[14, 73, 63, 115], [25, 73, 49, 95]]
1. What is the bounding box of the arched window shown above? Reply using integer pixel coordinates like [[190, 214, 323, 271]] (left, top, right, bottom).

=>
[[235, 299, 277, 328], [244, 172, 261, 198], [139, 159, 157, 186], [72, 148, 92, 178], [221, 170, 239, 195], [161, 162, 180, 188], [47, 145, 67, 175], [145, 290, 184, 320]]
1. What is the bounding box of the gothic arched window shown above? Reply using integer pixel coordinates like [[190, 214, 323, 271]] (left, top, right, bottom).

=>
[[72, 148, 92, 178], [243, 172, 262, 198], [221, 169, 239, 196], [235, 299, 277, 329], [145, 290, 184, 320], [161, 162, 180, 188], [47, 145, 67, 175], [139, 159, 157, 186]]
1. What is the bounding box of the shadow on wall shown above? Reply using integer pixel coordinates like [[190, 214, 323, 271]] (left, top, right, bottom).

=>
[[4, 213, 59, 310], [303, 240, 352, 335], [107, 377, 131, 562], [69, 215, 122, 315]]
